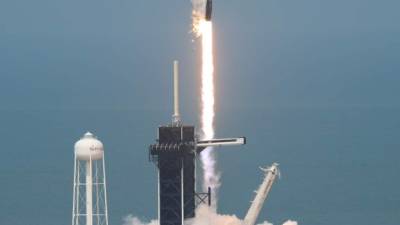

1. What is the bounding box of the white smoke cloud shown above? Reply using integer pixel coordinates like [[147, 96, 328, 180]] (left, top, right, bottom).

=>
[[123, 206, 298, 225], [257, 221, 274, 225], [123, 215, 158, 225], [281, 220, 298, 225], [186, 205, 242, 225], [187, 206, 298, 225], [200, 147, 221, 209]]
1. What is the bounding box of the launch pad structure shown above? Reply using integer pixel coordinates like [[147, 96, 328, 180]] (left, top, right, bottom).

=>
[[149, 61, 246, 225]]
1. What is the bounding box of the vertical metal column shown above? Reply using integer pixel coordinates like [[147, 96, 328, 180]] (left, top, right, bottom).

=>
[[150, 126, 196, 225]]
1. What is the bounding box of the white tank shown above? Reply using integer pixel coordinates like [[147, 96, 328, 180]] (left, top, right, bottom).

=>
[[74, 132, 104, 160]]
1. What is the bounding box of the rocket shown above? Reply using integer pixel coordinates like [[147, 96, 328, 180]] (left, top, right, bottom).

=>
[[205, 0, 212, 21]]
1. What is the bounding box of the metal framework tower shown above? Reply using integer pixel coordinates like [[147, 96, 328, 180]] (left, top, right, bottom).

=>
[[149, 61, 246, 225], [72, 132, 109, 225], [150, 126, 196, 225]]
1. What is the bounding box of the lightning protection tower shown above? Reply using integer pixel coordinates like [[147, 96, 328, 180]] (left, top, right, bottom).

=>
[[72, 132, 109, 225]]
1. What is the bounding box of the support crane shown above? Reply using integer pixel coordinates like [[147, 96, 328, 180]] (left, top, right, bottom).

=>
[[243, 163, 280, 225]]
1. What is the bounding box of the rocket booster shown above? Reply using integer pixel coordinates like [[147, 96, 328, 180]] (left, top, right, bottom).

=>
[[205, 0, 212, 21]]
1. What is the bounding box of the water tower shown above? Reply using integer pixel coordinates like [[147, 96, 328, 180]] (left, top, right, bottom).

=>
[[72, 132, 109, 225]]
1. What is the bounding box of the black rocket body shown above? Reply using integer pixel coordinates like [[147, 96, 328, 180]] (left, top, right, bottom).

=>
[[205, 0, 212, 21]]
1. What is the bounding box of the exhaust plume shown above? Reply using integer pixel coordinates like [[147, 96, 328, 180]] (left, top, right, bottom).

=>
[[123, 207, 298, 225], [197, 18, 219, 208], [192, 0, 219, 210]]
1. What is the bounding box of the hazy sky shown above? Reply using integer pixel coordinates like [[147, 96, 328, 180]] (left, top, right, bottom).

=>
[[0, 1, 399, 225]]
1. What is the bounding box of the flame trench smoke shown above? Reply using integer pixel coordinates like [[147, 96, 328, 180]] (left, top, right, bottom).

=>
[[124, 207, 298, 225]]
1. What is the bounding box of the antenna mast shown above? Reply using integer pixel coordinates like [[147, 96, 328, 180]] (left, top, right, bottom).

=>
[[172, 60, 181, 126]]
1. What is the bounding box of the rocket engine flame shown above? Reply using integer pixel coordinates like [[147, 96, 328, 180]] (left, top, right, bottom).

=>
[[197, 19, 219, 209], [199, 20, 215, 141], [192, 0, 219, 207]]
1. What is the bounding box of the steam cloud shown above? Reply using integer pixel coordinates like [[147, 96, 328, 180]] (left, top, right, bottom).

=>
[[123, 206, 298, 225], [123, 215, 158, 225], [199, 147, 220, 209]]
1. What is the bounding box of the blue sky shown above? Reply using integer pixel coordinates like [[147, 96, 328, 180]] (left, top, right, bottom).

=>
[[0, 1, 399, 225]]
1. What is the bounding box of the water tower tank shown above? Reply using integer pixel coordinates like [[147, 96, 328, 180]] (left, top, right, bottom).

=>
[[72, 132, 109, 225], [74, 132, 104, 160]]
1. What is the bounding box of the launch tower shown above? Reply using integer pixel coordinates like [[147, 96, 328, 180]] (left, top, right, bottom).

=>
[[149, 61, 245, 225]]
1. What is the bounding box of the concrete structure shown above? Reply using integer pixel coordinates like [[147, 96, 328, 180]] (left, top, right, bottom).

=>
[[72, 132, 109, 225]]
